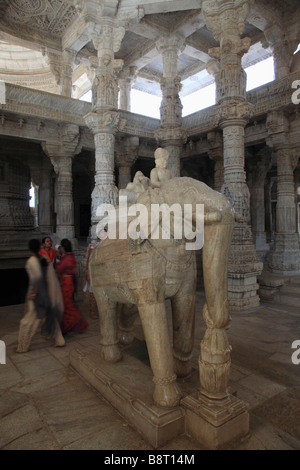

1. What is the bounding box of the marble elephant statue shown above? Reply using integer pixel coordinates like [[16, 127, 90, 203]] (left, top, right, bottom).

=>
[[89, 177, 234, 408]]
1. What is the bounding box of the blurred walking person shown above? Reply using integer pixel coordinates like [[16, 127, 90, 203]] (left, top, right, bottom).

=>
[[16, 239, 65, 353]]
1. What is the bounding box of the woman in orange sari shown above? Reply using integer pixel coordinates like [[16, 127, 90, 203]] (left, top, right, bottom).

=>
[[55, 239, 89, 335]]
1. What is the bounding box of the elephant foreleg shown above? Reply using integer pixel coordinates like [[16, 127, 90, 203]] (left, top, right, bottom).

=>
[[200, 221, 233, 399], [137, 300, 181, 408], [95, 289, 122, 363], [202, 222, 232, 329]]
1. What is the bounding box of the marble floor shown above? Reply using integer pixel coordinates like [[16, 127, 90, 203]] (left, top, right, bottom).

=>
[[0, 291, 300, 451]]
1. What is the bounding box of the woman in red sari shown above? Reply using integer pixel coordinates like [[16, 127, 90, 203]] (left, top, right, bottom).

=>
[[55, 239, 89, 335]]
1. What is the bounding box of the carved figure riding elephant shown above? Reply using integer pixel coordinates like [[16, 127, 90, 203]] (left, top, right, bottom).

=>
[[89, 177, 234, 408]]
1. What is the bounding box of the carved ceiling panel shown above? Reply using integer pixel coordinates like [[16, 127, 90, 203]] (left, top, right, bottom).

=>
[[0, 0, 298, 98], [3, 0, 76, 36]]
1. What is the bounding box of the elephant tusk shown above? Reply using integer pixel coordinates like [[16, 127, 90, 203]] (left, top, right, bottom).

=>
[[204, 211, 222, 224]]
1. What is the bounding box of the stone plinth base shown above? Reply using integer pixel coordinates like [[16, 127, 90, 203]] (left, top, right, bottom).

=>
[[70, 345, 184, 448], [181, 392, 249, 449], [258, 272, 286, 300], [228, 271, 262, 311], [70, 344, 249, 449]]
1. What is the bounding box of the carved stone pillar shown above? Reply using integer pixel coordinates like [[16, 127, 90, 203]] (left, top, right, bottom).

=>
[[42, 124, 81, 245], [155, 35, 187, 177], [207, 130, 224, 192], [61, 50, 76, 97], [248, 147, 272, 256], [220, 117, 262, 310], [266, 111, 300, 273], [84, 17, 126, 240], [115, 136, 139, 189], [203, 0, 262, 314], [118, 67, 137, 112], [264, 26, 298, 80], [181, 0, 254, 449]]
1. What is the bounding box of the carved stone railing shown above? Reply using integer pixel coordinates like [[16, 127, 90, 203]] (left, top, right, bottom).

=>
[[0, 84, 93, 149], [0, 70, 299, 143], [0, 83, 160, 141], [247, 70, 300, 117], [1, 83, 92, 125], [182, 106, 216, 136], [119, 110, 160, 139]]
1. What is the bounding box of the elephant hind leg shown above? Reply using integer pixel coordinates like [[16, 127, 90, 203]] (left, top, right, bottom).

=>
[[117, 303, 138, 345], [96, 290, 122, 363]]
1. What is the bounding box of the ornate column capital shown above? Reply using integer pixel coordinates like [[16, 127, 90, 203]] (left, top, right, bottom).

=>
[[42, 49, 77, 96], [212, 101, 254, 128], [154, 127, 188, 147], [202, 0, 253, 41], [156, 34, 185, 80], [276, 147, 300, 172], [156, 33, 186, 54], [84, 111, 126, 135], [92, 17, 126, 59], [118, 66, 138, 81], [42, 124, 81, 165], [266, 111, 290, 149]]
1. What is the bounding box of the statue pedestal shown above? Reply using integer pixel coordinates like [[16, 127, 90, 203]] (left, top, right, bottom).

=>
[[70, 345, 185, 448], [181, 392, 249, 449], [70, 343, 249, 449]]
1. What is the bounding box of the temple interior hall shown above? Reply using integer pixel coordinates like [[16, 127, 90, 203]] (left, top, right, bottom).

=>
[[0, 0, 300, 451]]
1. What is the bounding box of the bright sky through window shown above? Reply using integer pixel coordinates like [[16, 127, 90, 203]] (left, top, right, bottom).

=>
[[245, 56, 274, 91], [181, 83, 216, 117], [130, 89, 161, 119], [131, 56, 275, 118], [29, 184, 35, 208]]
